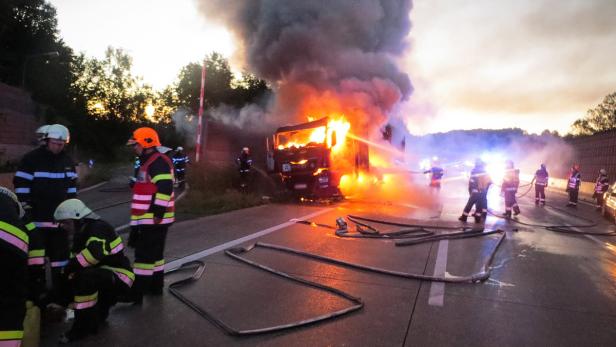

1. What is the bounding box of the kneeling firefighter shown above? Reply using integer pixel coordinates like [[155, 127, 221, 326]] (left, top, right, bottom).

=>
[[501, 160, 521, 218], [0, 187, 28, 347], [54, 199, 134, 343]]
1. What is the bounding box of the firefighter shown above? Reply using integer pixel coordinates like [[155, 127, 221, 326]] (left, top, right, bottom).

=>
[[172, 146, 189, 189], [129, 156, 141, 188], [126, 127, 175, 302], [593, 169, 609, 211], [501, 160, 521, 218], [0, 187, 28, 347], [53, 199, 133, 343], [566, 164, 581, 207], [534, 163, 549, 205], [423, 160, 444, 190], [459, 159, 490, 223], [236, 147, 253, 188], [13, 123, 77, 304]]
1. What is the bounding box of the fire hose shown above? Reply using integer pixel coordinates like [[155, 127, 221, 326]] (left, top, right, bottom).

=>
[[293, 215, 506, 279], [167, 256, 363, 336], [488, 203, 616, 236], [168, 218, 506, 336], [296, 214, 483, 243]]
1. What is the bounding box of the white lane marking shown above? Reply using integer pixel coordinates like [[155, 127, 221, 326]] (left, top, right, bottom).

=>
[[164, 208, 334, 271], [428, 239, 449, 306], [80, 181, 108, 193], [115, 184, 190, 233]]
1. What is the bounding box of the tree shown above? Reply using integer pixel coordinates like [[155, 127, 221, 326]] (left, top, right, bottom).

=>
[[572, 92, 616, 135], [69, 48, 177, 159], [0, 0, 65, 85]]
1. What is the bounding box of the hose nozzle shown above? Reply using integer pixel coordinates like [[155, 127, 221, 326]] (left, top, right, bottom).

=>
[[336, 217, 347, 230]]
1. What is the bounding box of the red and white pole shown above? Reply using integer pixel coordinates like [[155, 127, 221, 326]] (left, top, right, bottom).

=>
[[195, 60, 206, 162]]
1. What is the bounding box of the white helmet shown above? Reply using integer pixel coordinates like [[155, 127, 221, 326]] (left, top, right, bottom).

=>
[[0, 186, 25, 218], [54, 199, 93, 220], [176, 146, 184, 151], [600, 169, 607, 175], [36, 124, 50, 138], [242, 147, 249, 153], [46, 124, 70, 143]]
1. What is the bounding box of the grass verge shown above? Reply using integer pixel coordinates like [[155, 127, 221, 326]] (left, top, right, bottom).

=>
[[176, 163, 264, 217]]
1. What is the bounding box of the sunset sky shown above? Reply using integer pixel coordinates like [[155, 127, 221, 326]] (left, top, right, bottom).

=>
[[50, 0, 616, 135]]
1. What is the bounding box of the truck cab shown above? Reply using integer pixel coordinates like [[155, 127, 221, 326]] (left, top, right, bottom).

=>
[[267, 117, 368, 200]]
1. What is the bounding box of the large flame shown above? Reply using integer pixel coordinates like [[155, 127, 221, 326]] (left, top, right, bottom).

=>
[[277, 116, 351, 154]]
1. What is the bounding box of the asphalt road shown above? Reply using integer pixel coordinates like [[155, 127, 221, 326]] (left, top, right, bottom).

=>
[[40, 178, 616, 346]]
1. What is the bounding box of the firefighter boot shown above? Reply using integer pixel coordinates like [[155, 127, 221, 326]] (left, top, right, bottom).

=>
[[150, 272, 164, 296], [474, 213, 482, 223], [458, 214, 468, 222], [513, 205, 521, 216], [502, 211, 512, 219], [59, 308, 98, 343]]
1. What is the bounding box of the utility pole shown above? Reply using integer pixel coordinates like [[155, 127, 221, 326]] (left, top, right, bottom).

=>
[[195, 60, 206, 162]]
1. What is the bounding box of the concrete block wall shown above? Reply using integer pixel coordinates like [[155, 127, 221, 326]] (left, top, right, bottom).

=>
[[0, 82, 40, 165], [567, 130, 616, 184]]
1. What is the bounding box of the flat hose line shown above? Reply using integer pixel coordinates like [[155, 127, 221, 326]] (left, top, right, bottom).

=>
[[168, 215, 506, 336], [167, 257, 363, 336], [296, 215, 480, 241], [98, 186, 131, 193], [488, 202, 616, 236], [244, 237, 506, 284]]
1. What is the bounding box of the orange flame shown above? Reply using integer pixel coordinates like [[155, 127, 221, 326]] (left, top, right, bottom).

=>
[[277, 116, 351, 153]]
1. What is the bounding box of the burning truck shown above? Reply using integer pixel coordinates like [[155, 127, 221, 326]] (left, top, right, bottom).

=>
[[266, 117, 369, 199]]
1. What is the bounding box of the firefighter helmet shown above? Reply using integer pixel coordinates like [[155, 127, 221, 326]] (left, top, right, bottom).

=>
[[127, 127, 161, 148], [242, 147, 250, 153], [600, 169, 607, 175], [36, 124, 50, 139], [176, 146, 184, 152], [0, 186, 25, 218], [45, 124, 70, 143], [54, 199, 93, 220], [540, 163, 546, 170]]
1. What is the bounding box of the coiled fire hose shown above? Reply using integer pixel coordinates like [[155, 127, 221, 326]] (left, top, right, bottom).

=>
[[168, 215, 506, 336]]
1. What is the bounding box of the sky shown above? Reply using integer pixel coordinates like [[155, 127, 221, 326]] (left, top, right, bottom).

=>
[[50, 0, 616, 135]]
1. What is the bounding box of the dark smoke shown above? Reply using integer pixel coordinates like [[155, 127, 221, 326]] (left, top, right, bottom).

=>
[[196, 0, 413, 130]]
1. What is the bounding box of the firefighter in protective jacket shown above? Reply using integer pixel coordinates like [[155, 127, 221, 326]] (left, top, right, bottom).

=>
[[501, 160, 521, 218], [593, 169, 609, 210], [54, 199, 133, 343], [0, 187, 29, 347], [459, 159, 491, 223], [172, 146, 189, 189], [566, 164, 581, 207], [423, 159, 444, 190], [126, 127, 175, 302], [13, 124, 77, 303], [534, 164, 549, 205]]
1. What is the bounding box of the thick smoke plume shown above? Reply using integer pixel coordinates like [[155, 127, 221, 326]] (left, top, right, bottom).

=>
[[197, 0, 413, 132]]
